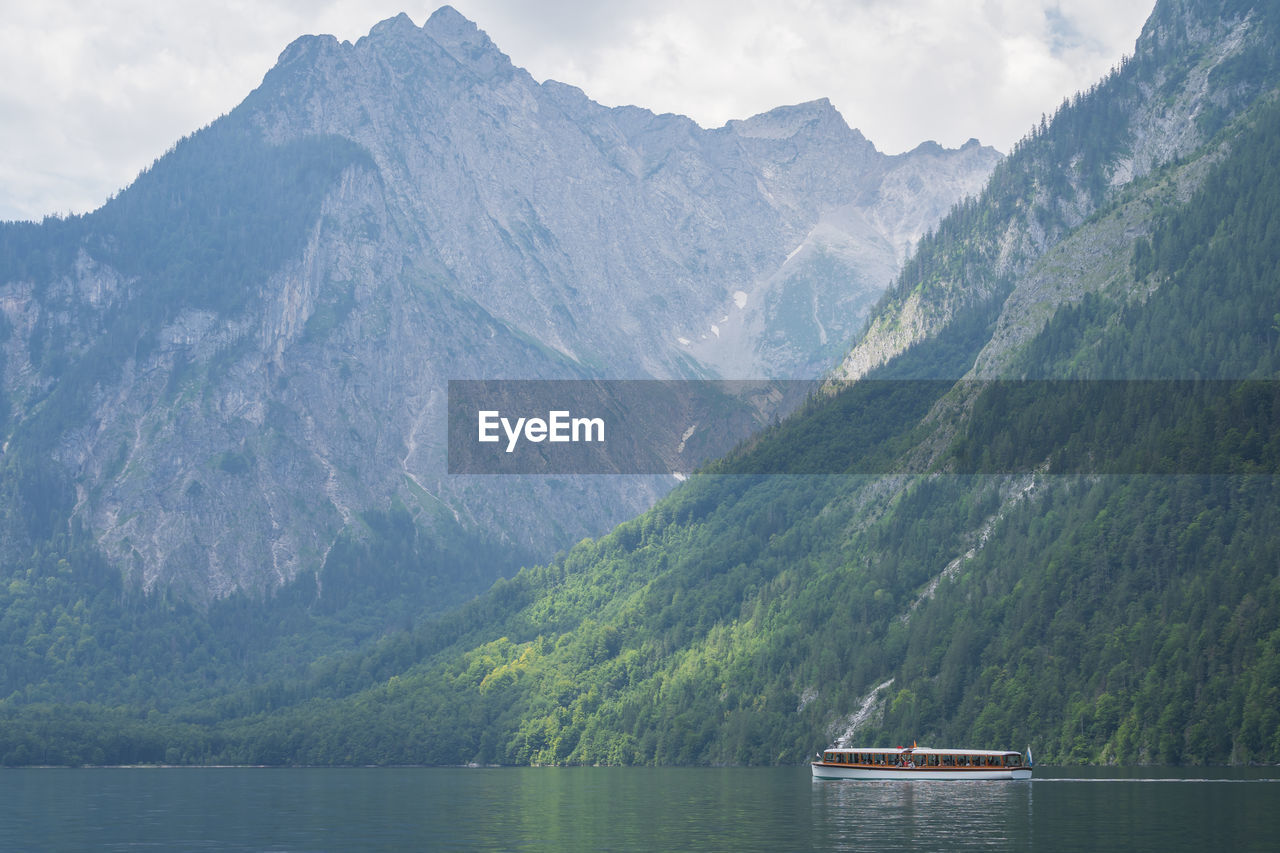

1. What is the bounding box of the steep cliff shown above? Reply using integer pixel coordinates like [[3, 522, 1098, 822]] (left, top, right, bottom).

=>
[[0, 7, 998, 603]]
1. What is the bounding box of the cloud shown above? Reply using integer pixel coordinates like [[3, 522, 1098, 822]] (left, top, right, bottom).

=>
[[459, 0, 1154, 149], [0, 0, 1154, 221]]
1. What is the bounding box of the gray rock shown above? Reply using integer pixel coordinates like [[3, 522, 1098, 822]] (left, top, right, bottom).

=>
[[0, 9, 998, 602]]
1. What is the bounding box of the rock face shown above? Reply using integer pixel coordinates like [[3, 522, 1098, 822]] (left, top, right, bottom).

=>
[[0, 6, 999, 602]]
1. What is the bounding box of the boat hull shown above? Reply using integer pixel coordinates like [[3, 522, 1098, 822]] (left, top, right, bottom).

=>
[[811, 763, 1032, 781]]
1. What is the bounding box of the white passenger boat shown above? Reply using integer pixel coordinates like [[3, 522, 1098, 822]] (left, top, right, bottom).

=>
[[811, 745, 1032, 780]]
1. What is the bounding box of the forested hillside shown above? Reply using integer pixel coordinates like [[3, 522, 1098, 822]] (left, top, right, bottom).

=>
[[841, 0, 1280, 381], [7, 35, 1280, 764], [3, 0, 1279, 767], [0, 6, 994, 740]]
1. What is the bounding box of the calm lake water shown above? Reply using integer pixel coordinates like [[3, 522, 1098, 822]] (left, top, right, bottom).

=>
[[2, 765, 1277, 851]]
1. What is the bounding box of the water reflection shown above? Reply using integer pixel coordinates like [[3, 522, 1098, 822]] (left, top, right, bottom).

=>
[[811, 768, 1279, 852], [813, 778, 1032, 850], [4, 766, 1276, 852]]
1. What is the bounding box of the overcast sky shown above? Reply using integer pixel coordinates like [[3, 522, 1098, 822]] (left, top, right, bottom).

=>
[[1, 0, 1155, 222]]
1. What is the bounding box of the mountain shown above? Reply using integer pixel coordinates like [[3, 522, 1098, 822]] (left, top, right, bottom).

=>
[[0, 7, 998, 608], [15, 0, 1266, 768], [840, 0, 1280, 381], [11, 0, 1277, 769]]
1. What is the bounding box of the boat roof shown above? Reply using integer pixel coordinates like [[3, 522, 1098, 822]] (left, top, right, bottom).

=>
[[826, 746, 1019, 755]]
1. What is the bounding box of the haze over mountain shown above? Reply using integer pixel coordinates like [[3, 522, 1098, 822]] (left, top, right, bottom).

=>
[[262, 0, 1276, 768], [89, 0, 1280, 767], [3, 0, 1278, 769], [0, 7, 998, 605]]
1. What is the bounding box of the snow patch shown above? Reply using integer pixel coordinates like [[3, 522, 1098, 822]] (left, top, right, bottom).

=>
[[733, 290, 748, 309]]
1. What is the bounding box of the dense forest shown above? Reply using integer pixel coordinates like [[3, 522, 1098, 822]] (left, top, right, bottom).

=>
[[5, 82, 1280, 767], [3, 0, 1280, 767], [0, 112, 530, 717]]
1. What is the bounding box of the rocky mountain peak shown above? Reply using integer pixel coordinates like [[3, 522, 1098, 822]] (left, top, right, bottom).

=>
[[273, 32, 342, 70], [728, 98, 865, 144], [425, 5, 486, 45], [366, 11, 420, 41], [0, 5, 1003, 602], [903, 139, 944, 156], [423, 5, 515, 77]]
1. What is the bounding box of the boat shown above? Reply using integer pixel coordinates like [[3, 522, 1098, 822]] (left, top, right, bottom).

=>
[[811, 744, 1032, 780]]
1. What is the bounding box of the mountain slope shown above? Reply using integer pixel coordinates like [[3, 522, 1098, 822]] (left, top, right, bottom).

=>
[[10, 0, 1280, 770], [7, 0, 1277, 768], [839, 0, 1279, 381], [0, 7, 997, 606], [151, 0, 1280, 767]]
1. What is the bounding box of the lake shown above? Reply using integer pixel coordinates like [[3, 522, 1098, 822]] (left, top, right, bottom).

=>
[[2, 765, 1276, 851]]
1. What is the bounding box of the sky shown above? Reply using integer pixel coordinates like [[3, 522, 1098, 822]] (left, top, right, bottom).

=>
[[0, 0, 1156, 223]]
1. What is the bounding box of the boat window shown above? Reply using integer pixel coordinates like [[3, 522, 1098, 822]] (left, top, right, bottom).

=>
[[1010, 754, 1021, 766], [824, 752, 834, 762], [927, 754, 938, 766]]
